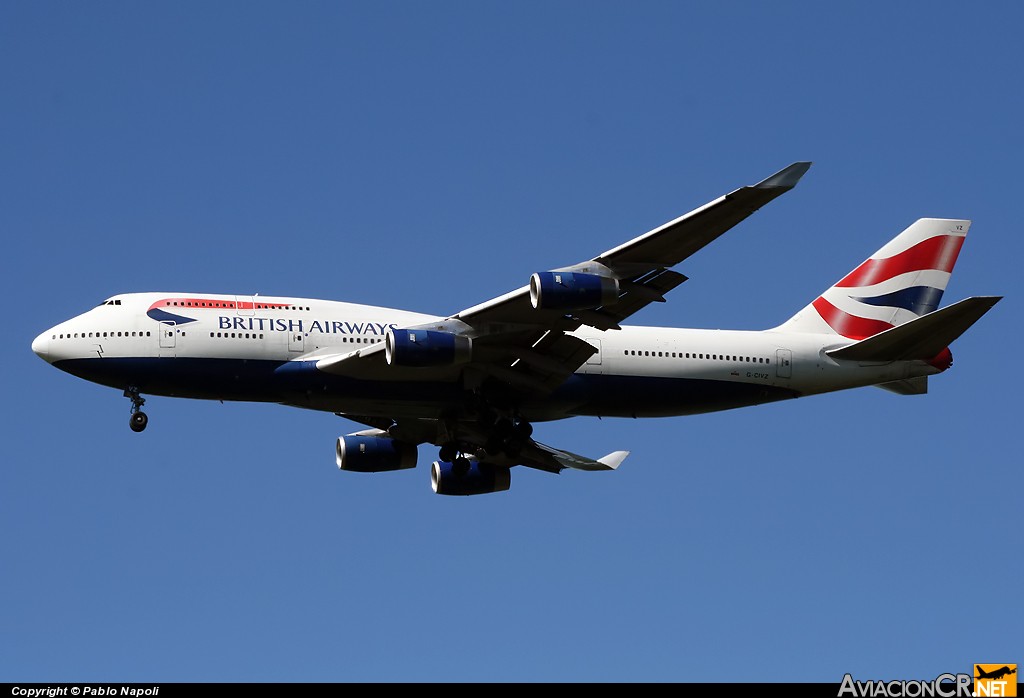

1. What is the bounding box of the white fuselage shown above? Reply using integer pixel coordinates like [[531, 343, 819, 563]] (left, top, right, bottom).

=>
[[32, 292, 943, 422]]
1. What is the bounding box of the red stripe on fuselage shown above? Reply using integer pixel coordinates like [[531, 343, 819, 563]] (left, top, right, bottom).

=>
[[147, 298, 295, 311], [812, 297, 894, 340], [836, 235, 964, 288]]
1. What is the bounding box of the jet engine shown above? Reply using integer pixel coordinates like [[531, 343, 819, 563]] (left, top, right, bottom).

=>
[[431, 459, 511, 496], [336, 435, 417, 472], [385, 329, 473, 367], [529, 271, 619, 310]]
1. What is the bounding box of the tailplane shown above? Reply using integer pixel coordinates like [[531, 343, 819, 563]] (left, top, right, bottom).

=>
[[777, 218, 970, 338], [826, 296, 1001, 363]]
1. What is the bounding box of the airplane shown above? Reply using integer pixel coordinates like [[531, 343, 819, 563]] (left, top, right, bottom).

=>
[[30, 162, 1002, 495], [976, 666, 1017, 681]]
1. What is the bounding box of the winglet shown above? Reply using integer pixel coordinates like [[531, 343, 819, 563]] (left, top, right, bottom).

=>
[[755, 161, 812, 190], [597, 450, 630, 470]]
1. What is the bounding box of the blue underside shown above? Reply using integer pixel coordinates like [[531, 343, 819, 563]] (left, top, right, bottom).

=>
[[53, 357, 799, 419]]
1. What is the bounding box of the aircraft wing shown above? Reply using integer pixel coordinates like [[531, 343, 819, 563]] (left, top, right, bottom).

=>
[[318, 162, 810, 395], [451, 161, 811, 332]]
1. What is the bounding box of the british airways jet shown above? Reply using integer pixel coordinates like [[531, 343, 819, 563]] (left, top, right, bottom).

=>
[[31, 163, 1001, 495]]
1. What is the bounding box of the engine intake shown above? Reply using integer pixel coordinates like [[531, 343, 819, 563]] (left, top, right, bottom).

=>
[[336, 435, 417, 472], [431, 460, 511, 496], [386, 329, 472, 367], [530, 271, 619, 311]]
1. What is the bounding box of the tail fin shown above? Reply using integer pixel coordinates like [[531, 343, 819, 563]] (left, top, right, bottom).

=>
[[776, 218, 969, 338]]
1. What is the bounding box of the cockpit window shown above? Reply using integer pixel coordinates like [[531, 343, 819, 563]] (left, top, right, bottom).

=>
[[97, 299, 123, 307]]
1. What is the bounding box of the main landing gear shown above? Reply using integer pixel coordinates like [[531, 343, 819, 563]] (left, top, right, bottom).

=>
[[124, 387, 148, 433], [438, 444, 472, 475], [436, 415, 534, 467]]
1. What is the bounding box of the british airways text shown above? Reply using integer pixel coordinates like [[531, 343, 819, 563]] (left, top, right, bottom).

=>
[[217, 317, 398, 335]]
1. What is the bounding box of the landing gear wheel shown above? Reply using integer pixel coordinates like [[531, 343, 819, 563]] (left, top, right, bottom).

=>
[[453, 456, 471, 476], [124, 386, 148, 433], [129, 411, 149, 432], [438, 443, 457, 463]]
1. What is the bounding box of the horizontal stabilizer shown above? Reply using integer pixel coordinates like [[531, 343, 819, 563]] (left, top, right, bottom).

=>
[[875, 377, 928, 395], [526, 441, 629, 472], [827, 296, 1001, 362]]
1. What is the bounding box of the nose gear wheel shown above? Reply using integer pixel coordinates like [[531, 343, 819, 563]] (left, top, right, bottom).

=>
[[124, 387, 148, 432]]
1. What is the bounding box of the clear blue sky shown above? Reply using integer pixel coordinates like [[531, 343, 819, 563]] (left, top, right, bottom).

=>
[[2, 1, 1021, 683]]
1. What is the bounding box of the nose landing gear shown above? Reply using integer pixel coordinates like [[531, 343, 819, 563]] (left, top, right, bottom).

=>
[[124, 387, 148, 432]]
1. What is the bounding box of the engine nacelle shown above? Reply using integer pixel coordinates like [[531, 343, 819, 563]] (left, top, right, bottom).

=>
[[385, 329, 472, 367], [336, 435, 417, 473], [529, 271, 619, 310], [431, 460, 511, 496]]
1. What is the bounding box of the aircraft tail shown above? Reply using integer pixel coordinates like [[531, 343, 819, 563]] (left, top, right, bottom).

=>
[[776, 218, 970, 338]]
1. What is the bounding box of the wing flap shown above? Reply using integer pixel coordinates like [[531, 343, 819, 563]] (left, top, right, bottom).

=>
[[465, 331, 598, 394], [591, 269, 687, 328]]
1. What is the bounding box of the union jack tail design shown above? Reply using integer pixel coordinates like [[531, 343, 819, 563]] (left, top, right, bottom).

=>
[[776, 218, 969, 338]]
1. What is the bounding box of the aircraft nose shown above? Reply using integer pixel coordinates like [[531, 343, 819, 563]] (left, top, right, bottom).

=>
[[32, 331, 51, 362]]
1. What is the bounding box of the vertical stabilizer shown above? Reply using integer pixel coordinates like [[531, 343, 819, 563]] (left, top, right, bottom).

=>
[[776, 218, 969, 338]]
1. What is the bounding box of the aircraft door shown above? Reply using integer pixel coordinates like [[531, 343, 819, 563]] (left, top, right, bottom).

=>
[[235, 295, 255, 316], [159, 321, 176, 349], [776, 348, 792, 379], [288, 331, 304, 353]]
